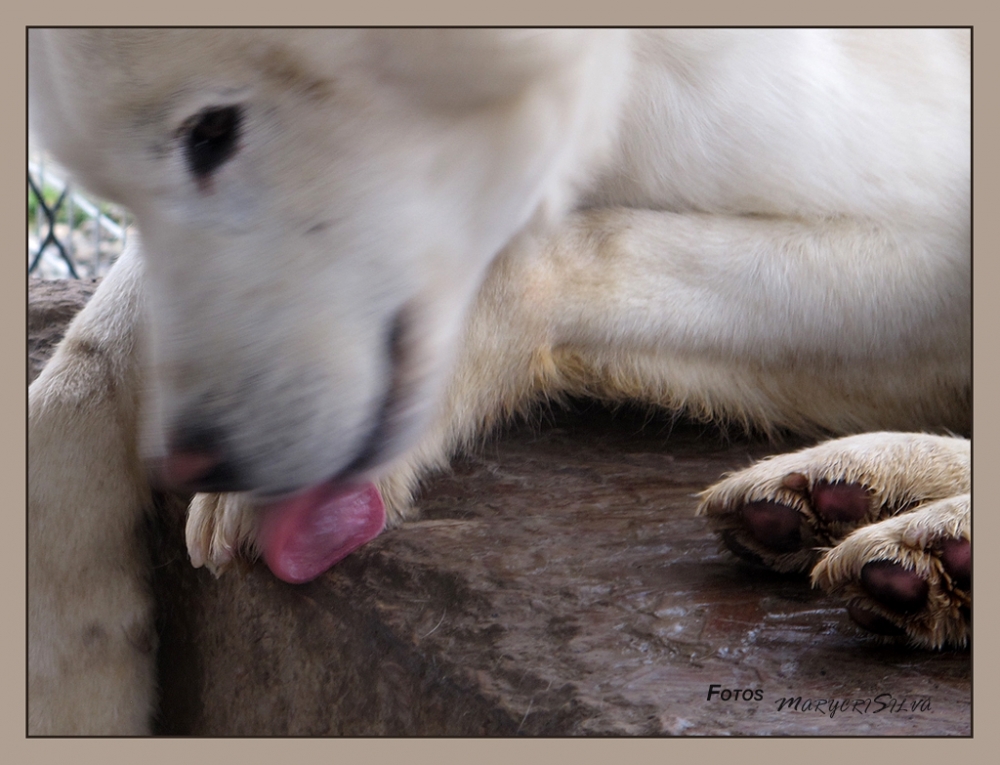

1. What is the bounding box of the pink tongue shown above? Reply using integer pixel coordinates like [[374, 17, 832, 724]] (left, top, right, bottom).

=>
[[258, 482, 385, 584]]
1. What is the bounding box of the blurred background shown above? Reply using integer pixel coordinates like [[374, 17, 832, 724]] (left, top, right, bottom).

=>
[[28, 145, 131, 280]]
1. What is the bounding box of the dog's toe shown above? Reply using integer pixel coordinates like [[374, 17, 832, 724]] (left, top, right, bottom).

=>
[[185, 492, 260, 576]]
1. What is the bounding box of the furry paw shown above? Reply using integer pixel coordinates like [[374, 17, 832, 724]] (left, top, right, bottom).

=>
[[811, 494, 970, 649], [697, 432, 969, 573], [186, 492, 261, 577]]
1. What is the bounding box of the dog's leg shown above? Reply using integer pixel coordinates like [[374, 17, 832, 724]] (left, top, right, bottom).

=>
[[29, 243, 157, 734], [516, 208, 969, 434]]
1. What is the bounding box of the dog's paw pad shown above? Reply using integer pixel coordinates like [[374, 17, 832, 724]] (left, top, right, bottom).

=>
[[811, 495, 970, 649], [811, 480, 871, 523], [859, 560, 929, 614], [741, 501, 803, 552], [731, 479, 872, 560], [697, 432, 970, 574], [701, 473, 882, 573]]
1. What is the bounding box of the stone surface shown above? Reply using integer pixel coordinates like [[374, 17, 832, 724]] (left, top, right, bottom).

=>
[[29, 278, 972, 736]]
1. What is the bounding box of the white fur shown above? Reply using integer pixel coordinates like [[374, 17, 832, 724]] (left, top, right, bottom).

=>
[[28, 29, 969, 734]]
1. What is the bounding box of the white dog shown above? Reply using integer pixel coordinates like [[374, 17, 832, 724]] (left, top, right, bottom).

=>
[[28, 29, 970, 735]]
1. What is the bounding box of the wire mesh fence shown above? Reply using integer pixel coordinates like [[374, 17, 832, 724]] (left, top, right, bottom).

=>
[[28, 148, 131, 280]]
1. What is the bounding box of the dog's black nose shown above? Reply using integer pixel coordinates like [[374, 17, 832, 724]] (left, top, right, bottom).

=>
[[158, 426, 247, 493]]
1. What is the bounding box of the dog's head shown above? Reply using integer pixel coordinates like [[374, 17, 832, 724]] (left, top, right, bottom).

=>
[[30, 29, 626, 501]]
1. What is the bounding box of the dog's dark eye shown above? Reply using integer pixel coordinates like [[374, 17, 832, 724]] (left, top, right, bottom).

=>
[[182, 105, 242, 179]]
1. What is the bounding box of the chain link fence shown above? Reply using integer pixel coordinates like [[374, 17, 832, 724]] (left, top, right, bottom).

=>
[[28, 148, 131, 280]]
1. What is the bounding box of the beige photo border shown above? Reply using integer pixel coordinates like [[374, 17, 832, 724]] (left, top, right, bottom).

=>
[[6, 0, 996, 761]]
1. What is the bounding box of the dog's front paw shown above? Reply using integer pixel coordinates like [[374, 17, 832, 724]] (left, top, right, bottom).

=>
[[186, 492, 261, 577], [697, 432, 969, 573], [811, 495, 970, 648]]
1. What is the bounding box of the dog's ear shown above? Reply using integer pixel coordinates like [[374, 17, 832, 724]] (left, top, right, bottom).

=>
[[361, 29, 622, 109]]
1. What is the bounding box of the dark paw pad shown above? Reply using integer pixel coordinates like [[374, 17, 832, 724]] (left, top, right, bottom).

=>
[[860, 560, 928, 615], [811, 480, 871, 523], [741, 501, 802, 553]]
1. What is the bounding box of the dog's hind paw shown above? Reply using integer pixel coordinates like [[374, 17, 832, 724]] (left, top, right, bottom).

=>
[[697, 432, 969, 573], [186, 492, 260, 577], [811, 494, 970, 649]]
